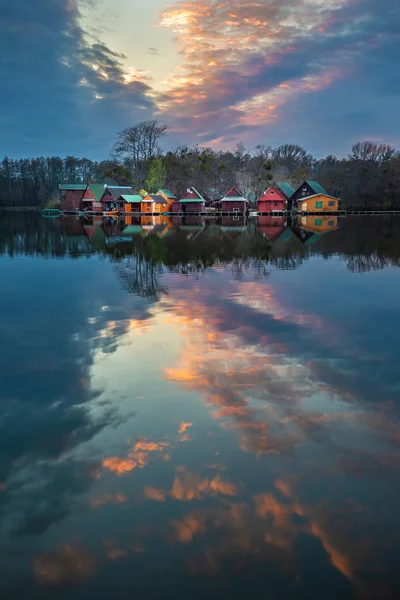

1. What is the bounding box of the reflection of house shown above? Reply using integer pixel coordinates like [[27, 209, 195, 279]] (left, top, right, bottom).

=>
[[258, 182, 293, 213], [59, 184, 87, 212], [220, 215, 247, 229], [173, 187, 206, 213], [258, 216, 287, 241], [299, 215, 339, 233], [116, 194, 142, 213], [297, 194, 339, 213], [141, 194, 168, 214], [216, 186, 247, 213], [157, 189, 176, 213], [140, 215, 155, 231]]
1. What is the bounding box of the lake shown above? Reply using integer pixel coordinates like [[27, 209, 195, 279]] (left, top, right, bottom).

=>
[[1, 212, 400, 599]]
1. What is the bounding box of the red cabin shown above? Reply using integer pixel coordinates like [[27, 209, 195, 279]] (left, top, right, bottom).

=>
[[217, 186, 247, 213], [59, 184, 86, 212], [178, 187, 206, 213], [257, 182, 294, 213]]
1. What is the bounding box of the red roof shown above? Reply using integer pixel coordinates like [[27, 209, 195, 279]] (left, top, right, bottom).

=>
[[224, 186, 245, 199], [258, 186, 286, 202], [180, 187, 203, 201]]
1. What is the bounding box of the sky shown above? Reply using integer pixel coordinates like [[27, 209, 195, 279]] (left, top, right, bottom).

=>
[[1, 0, 400, 158]]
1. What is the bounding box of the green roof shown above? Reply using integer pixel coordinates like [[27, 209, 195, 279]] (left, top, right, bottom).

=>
[[304, 233, 323, 246], [307, 181, 328, 195], [59, 184, 87, 190], [122, 225, 143, 235], [180, 199, 206, 203], [88, 183, 107, 202], [159, 188, 176, 199], [121, 195, 142, 203], [276, 182, 294, 198]]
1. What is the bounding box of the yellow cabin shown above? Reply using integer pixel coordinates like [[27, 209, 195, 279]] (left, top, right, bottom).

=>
[[157, 189, 177, 213], [298, 193, 339, 213], [141, 194, 168, 214]]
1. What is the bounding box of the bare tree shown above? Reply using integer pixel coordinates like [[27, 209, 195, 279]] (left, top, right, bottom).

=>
[[111, 120, 169, 184], [351, 141, 396, 163]]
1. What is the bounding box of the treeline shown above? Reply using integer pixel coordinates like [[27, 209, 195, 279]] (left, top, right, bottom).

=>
[[1, 120, 400, 209]]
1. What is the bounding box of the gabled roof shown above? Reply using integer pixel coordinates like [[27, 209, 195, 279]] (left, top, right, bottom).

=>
[[297, 193, 339, 203], [258, 186, 287, 202], [148, 194, 168, 205], [158, 188, 176, 200], [306, 181, 327, 195], [59, 183, 86, 191], [221, 186, 247, 202], [276, 182, 294, 199], [87, 183, 107, 202], [119, 195, 142, 203], [180, 187, 205, 203], [107, 186, 135, 197]]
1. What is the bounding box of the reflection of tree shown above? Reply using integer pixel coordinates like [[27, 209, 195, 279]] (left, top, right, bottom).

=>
[[2, 214, 400, 277], [116, 255, 167, 299]]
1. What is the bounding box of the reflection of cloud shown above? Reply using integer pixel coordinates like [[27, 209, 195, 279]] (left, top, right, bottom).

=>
[[102, 439, 170, 476], [90, 493, 126, 509], [103, 539, 128, 561], [34, 543, 97, 586], [178, 422, 193, 434], [144, 467, 237, 502]]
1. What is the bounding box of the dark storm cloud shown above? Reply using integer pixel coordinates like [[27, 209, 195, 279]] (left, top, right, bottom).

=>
[[0, 0, 155, 158]]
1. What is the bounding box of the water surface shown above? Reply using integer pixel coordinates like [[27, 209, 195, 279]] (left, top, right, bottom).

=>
[[1, 213, 400, 599]]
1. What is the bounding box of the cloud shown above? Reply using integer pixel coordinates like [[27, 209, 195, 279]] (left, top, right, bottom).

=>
[[158, 0, 400, 153], [0, 0, 155, 157]]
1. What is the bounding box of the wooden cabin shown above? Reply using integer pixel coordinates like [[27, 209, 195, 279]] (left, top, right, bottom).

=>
[[103, 186, 135, 211], [157, 189, 176, 213], [141, 194, 168, 214], [258, 182, 293, 213], [116, 194, 142, 213], [217, 186, 247, 213], [258, 216, 287, 241], [59, 184, 86, 212], [178, 187, 206, 213], [297, 193, 339, 213], [290, 181, 328, 206], [81, 184, 107, 212]]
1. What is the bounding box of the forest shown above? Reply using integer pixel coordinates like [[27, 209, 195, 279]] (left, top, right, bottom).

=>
[[1, 120, 399, 209]]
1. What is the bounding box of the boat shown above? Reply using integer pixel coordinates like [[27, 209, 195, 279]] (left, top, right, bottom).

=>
[[40, 208, 61, 217]]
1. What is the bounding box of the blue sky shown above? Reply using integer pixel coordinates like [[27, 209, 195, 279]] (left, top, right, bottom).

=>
[[1, 0, 399, 158]]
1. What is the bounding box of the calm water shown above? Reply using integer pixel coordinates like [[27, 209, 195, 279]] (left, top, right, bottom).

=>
[[1, 212, 400, 599]]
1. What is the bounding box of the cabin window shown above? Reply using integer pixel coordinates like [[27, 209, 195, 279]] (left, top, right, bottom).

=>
[[328, 220, 335, 226], [273, 202, 278, 207], [328, 201, 335, 206], [316, 201, 323, 208], [270, 191, 274, 194], [314, 218, 323, 226]]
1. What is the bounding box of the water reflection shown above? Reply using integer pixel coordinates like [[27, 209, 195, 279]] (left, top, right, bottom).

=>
[[0, 213, 400, 599]]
